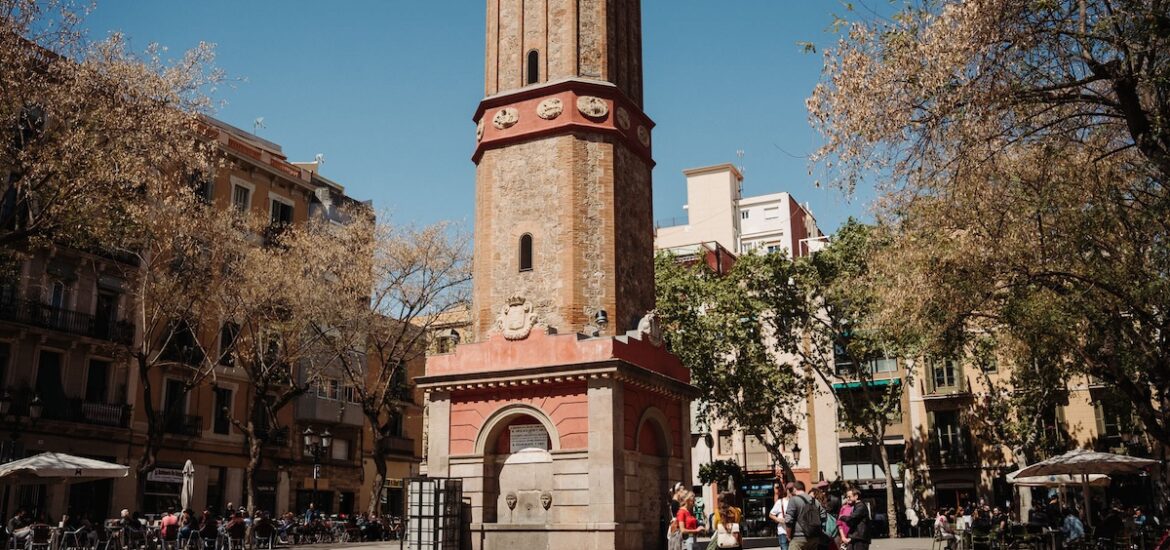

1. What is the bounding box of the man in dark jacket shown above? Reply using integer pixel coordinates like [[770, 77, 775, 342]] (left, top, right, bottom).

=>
[[842, 489, 871, 550]]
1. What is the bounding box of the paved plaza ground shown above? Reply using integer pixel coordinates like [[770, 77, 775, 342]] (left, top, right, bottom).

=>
[[309, 537, 939, 550], [721, 536, 936, 550]]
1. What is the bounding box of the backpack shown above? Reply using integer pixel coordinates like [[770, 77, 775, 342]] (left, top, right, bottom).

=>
[[796, 495, 825, 538], [823, 512, 839, 538]]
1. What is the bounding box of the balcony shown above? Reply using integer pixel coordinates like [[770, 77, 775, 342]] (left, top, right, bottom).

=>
[[0, 297, 133, 343], [927, 439, 977, 468], [41, 398, 131, 428], [294, 394, 363, 427], [161, 413, 203, 437], [377, 435, 415, 457]]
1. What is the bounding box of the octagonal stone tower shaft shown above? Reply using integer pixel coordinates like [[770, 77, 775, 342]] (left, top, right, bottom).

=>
[[471, 0, 656, 341]]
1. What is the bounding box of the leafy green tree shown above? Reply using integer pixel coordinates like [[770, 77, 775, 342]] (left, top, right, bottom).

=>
[[810, 0, 1170, 504], [655, 220, 908, 537], [655, 251, 809, 481], [756, 220, 906, 537]]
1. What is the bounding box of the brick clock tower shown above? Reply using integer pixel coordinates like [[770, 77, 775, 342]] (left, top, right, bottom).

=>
[[418, 1, 696, 549]]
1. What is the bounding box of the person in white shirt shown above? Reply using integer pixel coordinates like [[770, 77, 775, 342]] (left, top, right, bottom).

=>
[[768, 482, 793, 550]]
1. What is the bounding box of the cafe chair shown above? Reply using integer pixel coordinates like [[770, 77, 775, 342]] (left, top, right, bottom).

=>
[[26, 525, 52, 550], [61, 527, 90, 550]]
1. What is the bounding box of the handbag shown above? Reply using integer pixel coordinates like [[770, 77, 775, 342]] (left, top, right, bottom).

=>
[[715, 521, 739, 549]]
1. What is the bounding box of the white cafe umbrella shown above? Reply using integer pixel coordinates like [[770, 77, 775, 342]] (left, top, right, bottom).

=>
[[1006, 468, 1111, 488], [1013, 449, 1157, 525], [0, 452, 128, 483], [180, 460, 195, 511]]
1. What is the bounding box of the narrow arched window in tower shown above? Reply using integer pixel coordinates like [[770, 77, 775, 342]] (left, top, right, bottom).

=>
[[526, 50, 540, 85], [519, 233, 533, 272]]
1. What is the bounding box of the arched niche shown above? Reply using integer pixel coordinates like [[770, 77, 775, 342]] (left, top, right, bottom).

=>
[[475, 404, 558, 524], [635, 406, 672, 458], [474, 403, 560, 455], [634, 407, 672, 548]]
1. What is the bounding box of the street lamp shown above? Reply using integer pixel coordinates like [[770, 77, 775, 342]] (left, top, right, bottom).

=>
[[791, 443, 802, 465], [303, 426, 332, 512]]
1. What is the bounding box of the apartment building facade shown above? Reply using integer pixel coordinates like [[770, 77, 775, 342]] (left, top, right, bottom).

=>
[[0, 116, 426, 521]]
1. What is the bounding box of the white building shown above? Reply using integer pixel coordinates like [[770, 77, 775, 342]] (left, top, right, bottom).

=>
[[656, 163, 824, 258]]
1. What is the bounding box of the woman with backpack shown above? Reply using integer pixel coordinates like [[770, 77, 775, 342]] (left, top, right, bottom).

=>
[[710, 497, 742, 550]]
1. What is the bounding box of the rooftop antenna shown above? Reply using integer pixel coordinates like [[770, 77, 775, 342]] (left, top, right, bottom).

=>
[[736, 149, 746, 176], [252, 117, 266, 135]]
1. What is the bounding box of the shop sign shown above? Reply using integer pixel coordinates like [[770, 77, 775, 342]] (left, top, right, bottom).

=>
[[385, 478, 403, 489], [147, 467, 184, 484], [509, 424, 549, 453]]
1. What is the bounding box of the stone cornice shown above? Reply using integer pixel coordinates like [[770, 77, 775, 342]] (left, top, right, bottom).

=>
[[416, 359, 698, 400], [471, 78, 655, 165]]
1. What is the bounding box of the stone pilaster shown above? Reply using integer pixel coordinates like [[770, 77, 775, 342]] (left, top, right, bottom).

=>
[[587, 376, 621, 524], [427, 391, 452, 477]]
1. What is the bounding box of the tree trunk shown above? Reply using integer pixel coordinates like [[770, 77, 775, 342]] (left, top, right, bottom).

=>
[[366, 442, 389, 516], [365, 410, 390, 516], [1013, 448, 1032, 523], [878, 442, 898, 538], [245, 422, 260, 515], [136, 354, 161, 478]]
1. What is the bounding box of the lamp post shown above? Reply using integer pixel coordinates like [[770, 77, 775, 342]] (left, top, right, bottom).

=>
[[0, 392, 42, 520], [302, 427, 332, 512]]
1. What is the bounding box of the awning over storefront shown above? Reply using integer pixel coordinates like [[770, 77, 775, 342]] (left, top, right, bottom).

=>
[[832, 378, 901, 391]]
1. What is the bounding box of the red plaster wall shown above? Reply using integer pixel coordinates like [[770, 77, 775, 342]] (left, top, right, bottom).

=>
[[448, 382, 589, 454], [622, 384, 685, 458], [787, 196, 811, 258]]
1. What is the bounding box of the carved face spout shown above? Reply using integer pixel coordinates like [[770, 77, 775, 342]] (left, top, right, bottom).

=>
[[505, 493, 517, 510], [540, 492, 553, 510]]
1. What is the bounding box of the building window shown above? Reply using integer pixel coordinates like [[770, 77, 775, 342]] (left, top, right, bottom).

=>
[[871, 357, 897, 373], [840, 444, 903, 481], [213, 387, 232, 435], [931, 359, 958, 389], [740, 210, 749, 220], [48, 280, 68, 309], [232, 185, 252, 212], [270, 198, 293, 226], [36, 350, 66, 414], [85, 360, 110, 403], [519, 234, 533, 272], [929, 410, 973, 466], [717, 430, 733, 455], [0, 342, 9, 387], [764, 206, 781, 220], [331, 438, 351, 461], [189, 172, 213, 203], [526, 50, 540, 85]]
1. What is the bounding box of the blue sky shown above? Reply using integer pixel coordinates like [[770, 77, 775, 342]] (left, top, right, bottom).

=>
[[82, 1, 872, 235]]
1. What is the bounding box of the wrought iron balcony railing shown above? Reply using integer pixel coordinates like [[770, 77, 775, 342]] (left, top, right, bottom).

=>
[[0, 297, 133, 343]]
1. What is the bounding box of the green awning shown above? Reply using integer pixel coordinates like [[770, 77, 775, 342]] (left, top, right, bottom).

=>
[[832, 378, 901, 391]]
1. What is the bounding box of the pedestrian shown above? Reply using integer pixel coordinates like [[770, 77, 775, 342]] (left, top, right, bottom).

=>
[[675, 491, 703, 550], [784, 481, 828, 550], [841, 489, 871, 550], [769, 482, 793, 550], [837, 490, 854, 548], [712, 495, 742, 549], [1061, 508, 1085, 545]]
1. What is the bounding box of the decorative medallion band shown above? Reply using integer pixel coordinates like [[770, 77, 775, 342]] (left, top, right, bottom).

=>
[[471, 79, 654, 165]]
